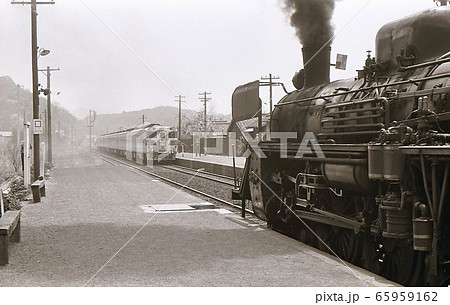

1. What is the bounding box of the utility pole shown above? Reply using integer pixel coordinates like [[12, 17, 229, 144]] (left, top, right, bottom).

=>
[[16, 84, 24, 173], [175, 95, 185, 152], [12, 0, 55, 183], [88, 109, 97, 153], [261, 74, 288, 139], [42, 109, 47, 142], [260, 74, 280, 126], [38, 66, 60, 167], [17, 84, 25, 123], [141, 114, 145, 124], [89, 111, 92, 153], [16, 85, 22, 152], [198, 92, 211, 132]]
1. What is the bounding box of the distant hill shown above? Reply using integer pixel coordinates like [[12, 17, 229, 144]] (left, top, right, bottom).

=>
[[91, 106, 181, 135], [0, 76, 83, 141], [91, 107, 231, 136], [1, 75, 231, 141]]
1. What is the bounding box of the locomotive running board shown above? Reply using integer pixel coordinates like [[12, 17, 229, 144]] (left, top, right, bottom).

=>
[[259, 142, 368, 165], [293, 203, 365, 234]]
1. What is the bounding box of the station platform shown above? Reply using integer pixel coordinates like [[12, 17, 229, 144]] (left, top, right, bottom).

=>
[[175, 153, 245, 178], [0, 148, 396, 287]]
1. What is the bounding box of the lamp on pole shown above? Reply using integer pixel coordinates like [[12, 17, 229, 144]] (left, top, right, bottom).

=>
[[38, 47, 50, 57]]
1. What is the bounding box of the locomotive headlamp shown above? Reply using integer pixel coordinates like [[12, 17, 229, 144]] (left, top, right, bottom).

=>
[[434, 0, 448, 6]]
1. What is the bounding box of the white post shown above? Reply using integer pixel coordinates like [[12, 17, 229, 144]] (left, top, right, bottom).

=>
[[23, 122, 31, 188], [146, 141, 154, 168], [40, 141, 46, 178], [16, 115, 21, 173], [0, 187, 4, 217]]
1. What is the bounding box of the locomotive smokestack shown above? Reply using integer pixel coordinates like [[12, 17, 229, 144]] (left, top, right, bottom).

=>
[[283, 0, 335, 88], [302, 45, 331, 88]]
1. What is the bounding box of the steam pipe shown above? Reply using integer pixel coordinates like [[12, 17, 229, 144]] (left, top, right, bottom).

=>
[[420, 155, 435, 221], [276, 72, 450, 107], [438, 163, 449, 225]]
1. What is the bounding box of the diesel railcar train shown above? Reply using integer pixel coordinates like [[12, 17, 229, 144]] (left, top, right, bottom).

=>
[[232, 6, 450, 286], [96, 123, 178, 164]]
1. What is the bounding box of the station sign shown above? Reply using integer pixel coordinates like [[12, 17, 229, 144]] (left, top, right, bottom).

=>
[[33, 119, 44, 135]]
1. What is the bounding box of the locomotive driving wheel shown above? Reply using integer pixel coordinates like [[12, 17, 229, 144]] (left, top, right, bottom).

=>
[[331, 227, 361, 264], [313, 193, 362, 264], [382, 239, 424, 286], [361, 235, 424, 285], [263, 169, 295, 230], [316, 224, 361, 264], [265, 193, 283, 229], [361, 234, 383, 275]]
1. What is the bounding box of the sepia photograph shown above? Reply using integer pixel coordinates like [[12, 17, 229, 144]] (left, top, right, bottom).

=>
[[0, 0, 449, 302]]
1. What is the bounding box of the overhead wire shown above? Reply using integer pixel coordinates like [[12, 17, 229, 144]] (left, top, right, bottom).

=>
[[78, 0, 204, 124]]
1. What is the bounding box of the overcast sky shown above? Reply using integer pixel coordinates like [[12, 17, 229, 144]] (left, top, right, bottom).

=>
[[0, 0, 437, 118]]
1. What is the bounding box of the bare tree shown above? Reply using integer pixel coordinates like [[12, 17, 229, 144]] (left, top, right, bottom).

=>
[[6, 142, 21, 173], [182, 111, 223, 137]]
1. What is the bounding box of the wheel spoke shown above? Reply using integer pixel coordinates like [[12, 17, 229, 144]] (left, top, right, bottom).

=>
[[383, 240, 424, 286], [361, 234, 382, 275], [332, 229, 360, 264]]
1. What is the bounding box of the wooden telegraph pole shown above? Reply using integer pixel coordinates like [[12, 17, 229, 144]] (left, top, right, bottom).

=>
[[38, 66, 60, 167], [175, 95, 185, 152], [198, 92, 211, 132]]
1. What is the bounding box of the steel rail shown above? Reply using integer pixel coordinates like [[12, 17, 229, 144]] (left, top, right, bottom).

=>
[[93, 151, 254, 214], [167, 164, 234, 180], [160, 165, 235, 186]]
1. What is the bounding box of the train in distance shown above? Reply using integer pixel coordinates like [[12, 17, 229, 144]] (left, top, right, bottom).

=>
[[96, 123, 178, 165]]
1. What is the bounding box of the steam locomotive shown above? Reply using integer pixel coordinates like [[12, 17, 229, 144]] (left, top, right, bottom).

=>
[[96, 123, 178, 165], [232, 6, 450, 286]]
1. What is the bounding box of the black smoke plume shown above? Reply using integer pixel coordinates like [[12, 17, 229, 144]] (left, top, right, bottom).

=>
[[283, 0, 336, 46]]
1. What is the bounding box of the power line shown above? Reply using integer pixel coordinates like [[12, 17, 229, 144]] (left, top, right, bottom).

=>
[[78, 0, 177, 96]]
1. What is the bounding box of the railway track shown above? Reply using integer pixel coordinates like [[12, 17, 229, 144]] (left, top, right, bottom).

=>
[[94, 151, 394, 284], [94, 151, 253, 215], [160, 164, 236, 187]]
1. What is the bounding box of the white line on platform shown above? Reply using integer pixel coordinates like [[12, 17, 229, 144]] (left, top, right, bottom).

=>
[[139, 205, 231, 215]]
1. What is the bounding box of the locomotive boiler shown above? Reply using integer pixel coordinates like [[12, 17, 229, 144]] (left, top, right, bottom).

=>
[[233, 6, 450, 286]]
